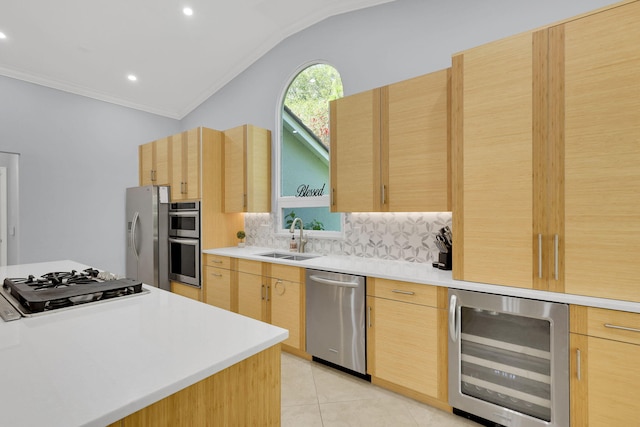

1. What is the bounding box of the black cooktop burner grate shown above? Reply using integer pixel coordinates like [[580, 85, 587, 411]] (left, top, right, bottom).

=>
[[2, 269, 143, 314]]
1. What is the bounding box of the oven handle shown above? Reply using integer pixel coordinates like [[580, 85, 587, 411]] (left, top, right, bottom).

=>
[[169, 211, 198, 217], [449, 294, 459, 342], [131, 212, 139, 260], [168, 238, 199, 246]]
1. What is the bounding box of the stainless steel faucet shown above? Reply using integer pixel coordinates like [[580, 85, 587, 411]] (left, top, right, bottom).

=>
[[289, 217, 307, 253]]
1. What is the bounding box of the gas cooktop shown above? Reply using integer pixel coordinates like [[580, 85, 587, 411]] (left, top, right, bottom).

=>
[[1, 268, 146, 317]]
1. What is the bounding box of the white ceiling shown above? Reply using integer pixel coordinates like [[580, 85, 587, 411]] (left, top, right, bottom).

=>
[[0, 0, 395, 119]]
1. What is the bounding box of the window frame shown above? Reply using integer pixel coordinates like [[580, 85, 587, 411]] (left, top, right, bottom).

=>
[[274, 60, 344, 239]]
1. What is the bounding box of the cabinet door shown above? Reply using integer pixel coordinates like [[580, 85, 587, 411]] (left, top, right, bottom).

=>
[[369, 296, 440, 397], [330, 88, 381, 212], [237, 271, 264, 321], [183, 129, 200, 200], [246, 125, 271, 213], [204, 266, 231, 311], [170, 280, 201, 301], [139, 142, 154, 186], [560, 2, 640, 302], [571, 334, 640, 426], [384, 69, 450, 212], [223, 125, 246, 212], [270, 276, 300, 349], [170, 129, 200, 201], [139, 138, 170, 187], [223, 125, 271, 213], [452, 32, 540, 289], [269, 264, 302, 350]]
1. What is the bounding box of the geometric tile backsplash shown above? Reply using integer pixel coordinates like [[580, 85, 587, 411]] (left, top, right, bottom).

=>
[[244, 211, 452, 265]]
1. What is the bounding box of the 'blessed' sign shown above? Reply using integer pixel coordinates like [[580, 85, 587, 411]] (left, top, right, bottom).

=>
[[296, 183, 325, 197]]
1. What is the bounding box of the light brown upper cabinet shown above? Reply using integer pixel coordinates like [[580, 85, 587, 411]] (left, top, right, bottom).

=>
[[558, 2, 640, 302], [453, 1, 640, 301], [223, 124, 271, 213], [330, 69, 451, 213], [451, 32, 539, 290], [170, 128, 200, 201], [139, 136, 170, 187]]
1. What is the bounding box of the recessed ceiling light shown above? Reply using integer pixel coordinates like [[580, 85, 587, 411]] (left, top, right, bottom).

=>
[[0, 32, 7, 40], [183, 7, 193, 16], [127, 74, 138, 82]]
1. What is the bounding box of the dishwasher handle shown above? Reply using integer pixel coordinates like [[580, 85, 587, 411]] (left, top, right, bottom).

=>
[[308, 275, 360, 288]]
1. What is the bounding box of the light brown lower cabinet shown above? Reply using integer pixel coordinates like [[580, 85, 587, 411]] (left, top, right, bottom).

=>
[[366, 278, 450, 411], [203, 254, 232, 311], [570, 306, 640, 426], [107, 344, 281, 427], [170, 280, 201, 301], [234, 259, 307, 356]]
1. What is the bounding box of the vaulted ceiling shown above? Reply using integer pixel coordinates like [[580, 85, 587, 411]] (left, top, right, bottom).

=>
[[0, 0, 395, 119]]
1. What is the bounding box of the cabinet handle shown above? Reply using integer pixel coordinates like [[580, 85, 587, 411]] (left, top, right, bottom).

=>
[[150, 170, 155, 182], [554, 234, 559, 281], [368, 306, 372, 328], [266, 285, 270, 302], [604, 323, 640, 334], [261, 284, 265, 300], [331, 188, 335, 206], [381, 184, 387, 205], [210, 273, 222, 278], [243, 193, 247, 209], [538, 234, 543, 279], [392, 289, 415, 296], [209, 259, 223, 264], [576, 349, 582, 381]]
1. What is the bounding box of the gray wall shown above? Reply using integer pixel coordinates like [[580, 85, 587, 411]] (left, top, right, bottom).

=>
[[181, 0, 617, 131], [0, 0, 618, 274], [0, 76, 179, 274]]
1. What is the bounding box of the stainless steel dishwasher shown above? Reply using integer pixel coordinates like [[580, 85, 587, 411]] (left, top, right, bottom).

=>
[[305, 269, 367, 375]]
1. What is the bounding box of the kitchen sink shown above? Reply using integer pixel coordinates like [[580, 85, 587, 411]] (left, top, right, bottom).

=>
[[258, 252, 320, 261]]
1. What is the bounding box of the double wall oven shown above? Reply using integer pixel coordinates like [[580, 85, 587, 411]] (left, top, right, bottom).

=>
[[168, 201, 201, 287]]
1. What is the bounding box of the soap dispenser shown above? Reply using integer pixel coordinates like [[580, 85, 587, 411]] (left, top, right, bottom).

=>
[[289, 236, 298, 252]]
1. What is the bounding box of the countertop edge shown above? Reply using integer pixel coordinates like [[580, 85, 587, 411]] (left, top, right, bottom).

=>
[[204, 247, 640, 314], [93, 331, 288, 427]]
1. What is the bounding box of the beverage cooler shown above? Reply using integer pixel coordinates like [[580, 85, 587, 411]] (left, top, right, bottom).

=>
[[448, 289, 569, 427]]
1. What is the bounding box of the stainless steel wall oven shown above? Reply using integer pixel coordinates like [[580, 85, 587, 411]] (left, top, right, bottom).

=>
[[169, 201, 200, 239], [448, 289, 569, 427], [168, 202, 201, 287]]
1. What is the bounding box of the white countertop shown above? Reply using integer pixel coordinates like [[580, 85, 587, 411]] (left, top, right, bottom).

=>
[[204, 246, 640, 314], [0, 260, 288, 427]]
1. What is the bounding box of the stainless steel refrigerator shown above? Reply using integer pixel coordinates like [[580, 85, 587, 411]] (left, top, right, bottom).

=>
[[126, 185, 170, 291]]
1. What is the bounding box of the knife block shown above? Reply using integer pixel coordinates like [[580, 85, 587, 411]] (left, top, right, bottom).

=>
[[437, 251, 452, 270]]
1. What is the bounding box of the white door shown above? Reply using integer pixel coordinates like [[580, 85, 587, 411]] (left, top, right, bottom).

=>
[[0, 167, 7, 266]]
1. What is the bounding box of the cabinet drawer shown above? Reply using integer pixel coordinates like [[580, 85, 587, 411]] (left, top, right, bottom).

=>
[[368, 278, 438, 307], [269, 263, 302, 284], [236, 259, 262, 275], [583, 307, 640, 346], [204, 267, 231, 310], [204, 254, 231, 269]]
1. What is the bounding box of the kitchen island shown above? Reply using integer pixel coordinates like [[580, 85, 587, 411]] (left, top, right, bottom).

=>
[[0, 260, 288, 427]]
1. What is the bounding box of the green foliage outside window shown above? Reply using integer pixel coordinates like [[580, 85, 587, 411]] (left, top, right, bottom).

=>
[[284, 64, 343, 148]]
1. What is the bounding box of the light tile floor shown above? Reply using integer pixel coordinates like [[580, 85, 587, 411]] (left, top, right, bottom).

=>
[[281, 352, 480, 427]]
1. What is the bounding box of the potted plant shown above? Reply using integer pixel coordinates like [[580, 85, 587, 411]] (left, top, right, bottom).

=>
[[236, 230, 246, 247]]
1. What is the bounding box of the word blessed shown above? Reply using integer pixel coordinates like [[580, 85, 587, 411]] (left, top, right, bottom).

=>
[[296, 183, 325, 197]]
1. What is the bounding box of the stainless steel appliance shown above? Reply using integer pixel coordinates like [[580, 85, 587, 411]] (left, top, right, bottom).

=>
[[0, 268, 146, 319], [168, 201, 201, 287], [448, 289, 569, 427], [126, 185, 170, 291], [305, 269, 367, 375], [169, 201, 200, 238]]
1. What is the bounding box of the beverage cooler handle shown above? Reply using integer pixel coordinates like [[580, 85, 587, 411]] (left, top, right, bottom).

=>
[[449, 294, 459, 342], [130, 212, 140, 260]]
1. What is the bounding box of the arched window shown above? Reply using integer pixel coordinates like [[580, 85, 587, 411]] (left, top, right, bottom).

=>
[[276, 63, 343, 235]]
